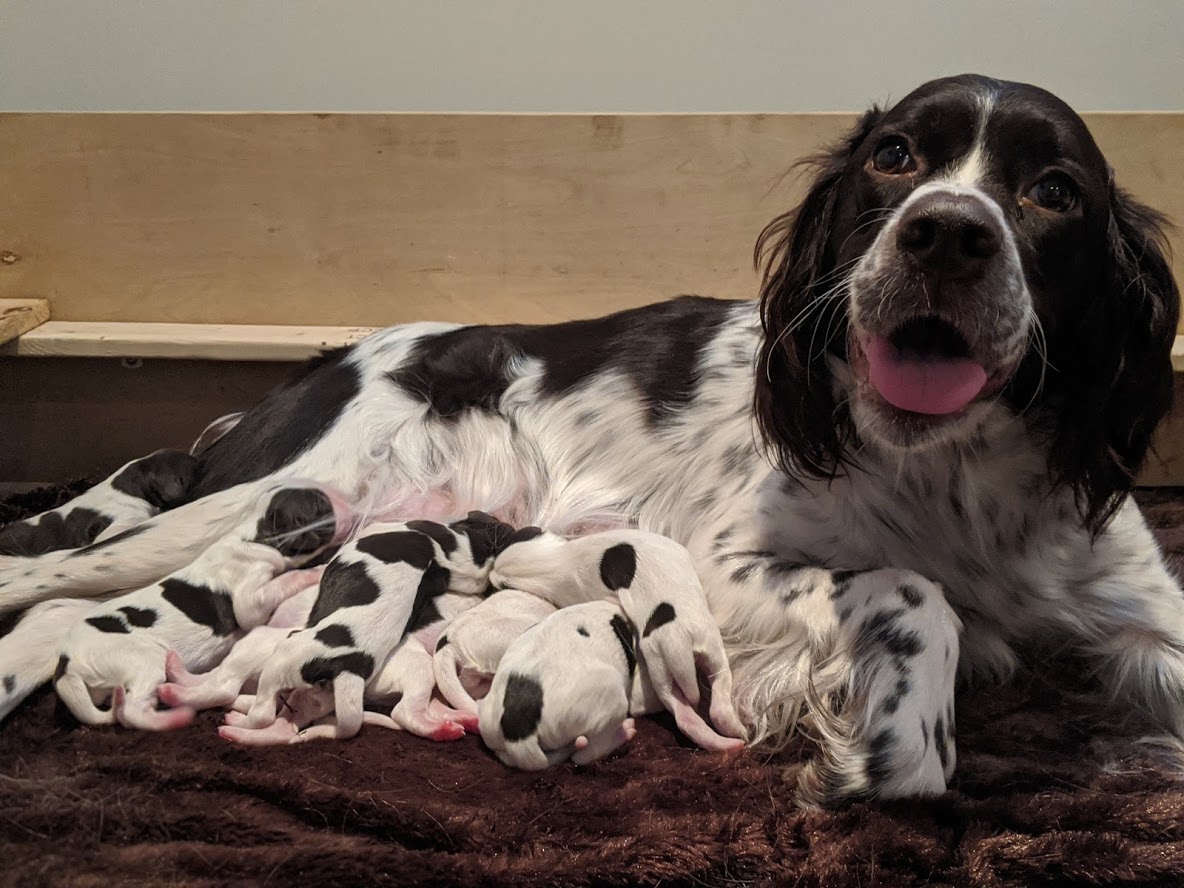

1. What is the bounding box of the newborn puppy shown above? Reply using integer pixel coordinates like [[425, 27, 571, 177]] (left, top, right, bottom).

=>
[[226, 590, 481, 745], [490, 528, 746, 752], [479, 599, 647, 770], [53, 484, 349, 730], [0, 449, 197, 557], [157, 567, 326, 712], [54, 536, 290, 730], [0, 598, 97, 723], [241, 511, 514, 740], [434, 588, 557, 715]]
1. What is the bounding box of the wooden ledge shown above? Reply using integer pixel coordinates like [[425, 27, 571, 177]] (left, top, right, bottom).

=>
[[0, 299, 50, 346], [4, 320, 1184, 370], [0, 321, 379, 362]]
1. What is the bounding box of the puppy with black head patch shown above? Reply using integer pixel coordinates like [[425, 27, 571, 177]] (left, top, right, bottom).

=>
[[479, 599, 661, 769], [433, 587, 558, 716], [52, 484, 350, 730], [490, 528, 747, 755], [240, 511, 515, 741]]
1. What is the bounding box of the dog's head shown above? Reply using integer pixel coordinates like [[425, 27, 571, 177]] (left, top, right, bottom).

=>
[[754, 73, 1178, 531]]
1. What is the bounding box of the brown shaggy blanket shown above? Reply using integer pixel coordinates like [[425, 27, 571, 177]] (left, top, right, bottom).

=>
[[4, 484, 1184, 887]]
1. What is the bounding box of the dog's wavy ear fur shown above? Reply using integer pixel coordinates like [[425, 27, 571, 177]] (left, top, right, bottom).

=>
[[1045, 182, 1179, 533], [753, 108, 882, 482]]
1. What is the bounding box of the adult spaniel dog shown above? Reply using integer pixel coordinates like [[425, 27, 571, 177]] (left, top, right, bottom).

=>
[[1, 74, 1179, 806]]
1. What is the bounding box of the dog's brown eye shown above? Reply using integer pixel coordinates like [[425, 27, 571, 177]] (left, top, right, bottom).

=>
[[1027, 174, 1078, 212], [872, 140, 915, 175]]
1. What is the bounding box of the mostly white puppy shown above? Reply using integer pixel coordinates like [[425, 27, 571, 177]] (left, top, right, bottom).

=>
[[479, 599, 660, 769], [490, 528, 747, 752], [433, 587, 557, 715]]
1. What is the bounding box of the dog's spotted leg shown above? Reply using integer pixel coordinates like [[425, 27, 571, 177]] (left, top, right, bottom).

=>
[[0, 450, 198, 558], [0, 480, 354, 612], [724, 565, 960, 806]]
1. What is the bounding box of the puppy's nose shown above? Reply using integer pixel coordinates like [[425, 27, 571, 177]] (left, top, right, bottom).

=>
[[896, 192, 1002, 280]]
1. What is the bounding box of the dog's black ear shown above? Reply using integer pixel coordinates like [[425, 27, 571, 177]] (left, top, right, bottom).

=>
[[1049, 183, 1179, 533], [753, 108, 883, 481]]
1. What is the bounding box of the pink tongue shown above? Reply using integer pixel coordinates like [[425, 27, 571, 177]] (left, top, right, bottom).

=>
[[864, 336, 987, 415]]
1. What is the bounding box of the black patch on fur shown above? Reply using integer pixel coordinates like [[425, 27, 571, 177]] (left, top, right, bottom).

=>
[[308, 560, 382, 626], [191, 346, 361, 497], [85, 614, 130, 634], [828, 569, 869, 600], [68, 524, 150, 557], [406, 520, 459, 557], [110, 449, 197, 509], [314, 624, 355, 648], [355, 531, 436, 568], [160, 578, 238, 636], [300, 651, 376, 685], [880, 677, 911, 715], [577, 626, 589, 637], [503, 525, 545, 547], [610, 613, 637, 679], [500, 673, 545, 741], [934, 715, 949, 770], [407, 563, 451, 633], [866, 728, 895, 788], [435, 633, 450, 652], [388, 296, 732, 426], [642, 602, 677, 638], [858, 609, 924, 659], [599, 543, 637, 591], [3, 674, 15, 695], [117, 606, 157, 628], [0, 507, 114, 557], [450, 511, 516, 565], [897, 584, 924, 608], [53, 654, 69, 681], [254, 487, 336, 556]]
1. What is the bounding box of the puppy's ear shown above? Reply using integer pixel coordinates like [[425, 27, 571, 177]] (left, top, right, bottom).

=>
[[753, 108, 883, 480], [1051, 184, 1179, 533]]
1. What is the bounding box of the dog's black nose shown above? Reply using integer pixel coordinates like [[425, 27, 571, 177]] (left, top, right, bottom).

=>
[[896, 192, 1002, 280]]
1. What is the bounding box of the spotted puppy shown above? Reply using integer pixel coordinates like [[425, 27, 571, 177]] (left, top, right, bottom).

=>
[[0, 449, 197, 557], [223, 590, 480, 745], [433, 588, 557, 715], [157, 567, 327, 712], [241, 511, 515, 740], [491, 528, 747, 753], [480, 599, 661, 769], [52, 485, 351, 730]]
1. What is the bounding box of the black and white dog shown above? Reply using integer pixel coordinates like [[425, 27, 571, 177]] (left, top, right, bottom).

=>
[[0, 74, 1179, 805]]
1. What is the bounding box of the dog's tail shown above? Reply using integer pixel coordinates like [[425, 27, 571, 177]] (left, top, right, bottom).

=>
[[432, 644, 480, 716], [332, 673, 366, 740], [54, 671, 117, 725]]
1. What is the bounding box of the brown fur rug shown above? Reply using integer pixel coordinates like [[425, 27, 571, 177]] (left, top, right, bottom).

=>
[[4, 484, 1184, 887]]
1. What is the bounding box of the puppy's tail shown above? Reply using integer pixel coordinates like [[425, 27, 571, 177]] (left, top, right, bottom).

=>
[[332, 673, 366, 740], [54, 672, 117, 725], [432, 645, 480, 716]]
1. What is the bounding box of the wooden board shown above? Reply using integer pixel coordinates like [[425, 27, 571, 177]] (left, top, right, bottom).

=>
[[0, 298, 49, 346], [0, 321, 378, 361], [0, 113, 1178, 329]]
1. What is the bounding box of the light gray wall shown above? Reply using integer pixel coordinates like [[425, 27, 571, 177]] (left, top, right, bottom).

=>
[[1, 0, 1181, 113]]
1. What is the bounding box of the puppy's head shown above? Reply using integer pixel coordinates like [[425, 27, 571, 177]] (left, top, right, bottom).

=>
[[755, 74, 1178, 531]]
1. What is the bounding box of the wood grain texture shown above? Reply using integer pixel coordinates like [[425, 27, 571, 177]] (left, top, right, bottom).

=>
[[0, 298, 49, 345]]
